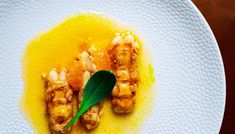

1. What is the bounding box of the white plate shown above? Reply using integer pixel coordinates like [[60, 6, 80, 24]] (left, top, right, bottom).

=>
[[0, 0, 225, 134]]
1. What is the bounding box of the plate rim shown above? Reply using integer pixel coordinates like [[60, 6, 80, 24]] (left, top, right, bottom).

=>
[[187, 0, 226, 132]]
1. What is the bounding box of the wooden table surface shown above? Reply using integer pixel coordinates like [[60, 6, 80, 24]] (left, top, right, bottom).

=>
[[192, 0, 235, 133]]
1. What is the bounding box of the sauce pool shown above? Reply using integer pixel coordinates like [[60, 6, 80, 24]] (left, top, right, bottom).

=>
[[21, 13, 155, 134]]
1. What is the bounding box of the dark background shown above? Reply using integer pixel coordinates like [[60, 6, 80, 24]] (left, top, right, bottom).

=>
[[192, 0, 235, 133]]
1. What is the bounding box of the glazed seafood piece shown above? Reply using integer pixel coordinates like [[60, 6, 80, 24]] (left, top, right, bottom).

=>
[[42, 68, 73, 134], [77, 50, 102, 130], [108, 33, 139, 113]]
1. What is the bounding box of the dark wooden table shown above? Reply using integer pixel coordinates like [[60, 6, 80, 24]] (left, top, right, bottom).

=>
[[192, 0, 235, 133]]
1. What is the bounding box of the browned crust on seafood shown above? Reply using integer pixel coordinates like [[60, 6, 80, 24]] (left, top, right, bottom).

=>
[[108, 33, 139, 113]]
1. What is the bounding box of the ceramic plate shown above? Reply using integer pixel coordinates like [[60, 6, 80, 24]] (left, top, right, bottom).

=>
[[0, 0, 225, 133]]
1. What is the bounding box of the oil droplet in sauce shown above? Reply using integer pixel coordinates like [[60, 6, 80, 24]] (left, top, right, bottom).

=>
[[21, 13, 156, 134]]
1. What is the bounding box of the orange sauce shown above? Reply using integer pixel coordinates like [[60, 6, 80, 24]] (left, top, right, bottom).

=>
[[21, 13, 155, 134]]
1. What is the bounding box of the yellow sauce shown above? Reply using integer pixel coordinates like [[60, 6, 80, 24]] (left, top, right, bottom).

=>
[[21, 13, 156, 134]]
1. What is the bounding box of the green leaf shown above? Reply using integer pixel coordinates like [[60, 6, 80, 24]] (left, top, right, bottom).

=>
[[64, 70, 116, 129]]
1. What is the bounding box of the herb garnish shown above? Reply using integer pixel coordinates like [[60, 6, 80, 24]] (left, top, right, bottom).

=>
[[64, 70, 116, 129]]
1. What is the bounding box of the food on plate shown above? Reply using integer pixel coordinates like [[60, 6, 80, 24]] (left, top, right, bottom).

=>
[[108, 33, 139, 113], [77, 50, 102, 130], [42, 68, 73, 134], [21, 13, 155, 134]]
